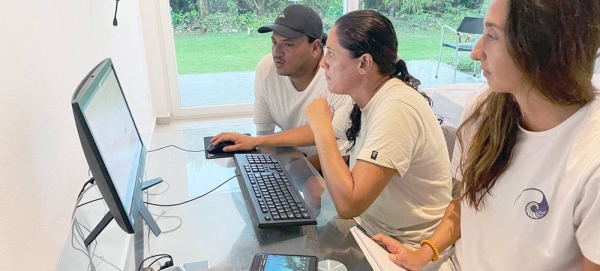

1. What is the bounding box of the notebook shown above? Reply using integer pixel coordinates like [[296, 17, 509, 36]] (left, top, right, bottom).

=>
[[350, 226, 407, 271]]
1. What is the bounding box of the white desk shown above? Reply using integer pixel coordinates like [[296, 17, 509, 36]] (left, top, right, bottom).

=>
[[430, 73, 600, 128], [430, 83, 486, 127]]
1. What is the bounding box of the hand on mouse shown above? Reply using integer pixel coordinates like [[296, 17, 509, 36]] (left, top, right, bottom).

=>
[[372, 234, 433, 271], [211, 132, 257, 152]]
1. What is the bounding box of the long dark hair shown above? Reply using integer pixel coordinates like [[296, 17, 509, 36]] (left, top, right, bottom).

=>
[[334, 10, 432, 150], [459, 0, 600, 210]]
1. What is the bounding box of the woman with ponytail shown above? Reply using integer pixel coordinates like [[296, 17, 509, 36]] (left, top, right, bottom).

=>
[[375, 0, 600, 270], [215, 10, 454, 269], [304, 10, 455, 270]]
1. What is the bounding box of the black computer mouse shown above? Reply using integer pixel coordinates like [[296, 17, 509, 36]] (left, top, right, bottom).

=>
[[207, 140, 235, 154]]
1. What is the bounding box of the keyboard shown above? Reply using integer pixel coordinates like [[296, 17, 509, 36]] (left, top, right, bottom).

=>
[[233, 153, 317, 228]]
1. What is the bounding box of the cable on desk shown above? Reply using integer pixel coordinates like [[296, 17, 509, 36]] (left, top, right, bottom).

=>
[[144, 175, 238, 207], [77, 198, 104, 208], [75, 177, 170, 209], [72, 218, 98, 270], [73, 182, 99, 218], [150, 210, 183, 234], [137, 254, 173, 271], [77, 177, 96, 201], [142, 176, 181, 254], [72, 217, 123, 271], [147, 144, 205, 153], [71, 184, 102, 217], [74, 175, 236, 263]]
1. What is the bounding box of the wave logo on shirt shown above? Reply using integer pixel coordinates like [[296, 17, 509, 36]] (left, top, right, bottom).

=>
[[514, 188, 549, 220], [371, 151, 378, 160]]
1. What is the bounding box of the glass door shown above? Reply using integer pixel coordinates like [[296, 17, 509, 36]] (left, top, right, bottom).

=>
[[166, 0, 346, 118]]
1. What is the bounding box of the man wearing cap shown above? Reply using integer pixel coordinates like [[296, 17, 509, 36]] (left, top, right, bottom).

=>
[[252, 4, 350, 154], [212, 5, 350, 157]]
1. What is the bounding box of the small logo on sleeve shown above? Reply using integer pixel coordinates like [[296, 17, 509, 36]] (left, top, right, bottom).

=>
[[371, 151, 378, 160]]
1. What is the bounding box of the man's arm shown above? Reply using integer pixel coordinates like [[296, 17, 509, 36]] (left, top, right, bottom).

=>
[[256, 128, 275, 136], [254, 125, 315, 147], [211, 125, 315, 152]]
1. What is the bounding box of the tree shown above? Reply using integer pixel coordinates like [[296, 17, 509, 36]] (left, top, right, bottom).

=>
[[198, 0, 209, 16], [170, 0, 198, 13], [239, 0, 266, 15]]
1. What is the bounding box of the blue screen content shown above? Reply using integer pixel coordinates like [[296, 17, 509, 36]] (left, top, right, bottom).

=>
[[82, 69, 142, 214], [264, 255, 311, 271]]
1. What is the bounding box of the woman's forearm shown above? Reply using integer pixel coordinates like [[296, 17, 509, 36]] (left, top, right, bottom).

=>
[[419, 199, 462, 259], [311, 122, 357, 217]]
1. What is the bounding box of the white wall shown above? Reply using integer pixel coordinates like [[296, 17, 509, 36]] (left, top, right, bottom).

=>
[[0, 0, 155, 269]]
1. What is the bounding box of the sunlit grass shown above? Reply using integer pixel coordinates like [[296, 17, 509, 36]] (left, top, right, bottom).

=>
[[174, 31, 475, 74]]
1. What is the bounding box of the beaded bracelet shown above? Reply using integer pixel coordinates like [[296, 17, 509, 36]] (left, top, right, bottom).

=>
[[420, 239, 440, 263]]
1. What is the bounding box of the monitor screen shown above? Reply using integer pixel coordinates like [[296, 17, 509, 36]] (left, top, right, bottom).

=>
[[72, 58, 152, 241], [79, 69, 142, 214]]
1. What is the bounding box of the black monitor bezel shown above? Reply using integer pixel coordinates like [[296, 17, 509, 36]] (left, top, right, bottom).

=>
[[71, 58, 147, 234]]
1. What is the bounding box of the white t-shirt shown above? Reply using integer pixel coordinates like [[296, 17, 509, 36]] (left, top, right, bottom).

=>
[[332, 79, 453, 249], [253, 54, 352, 155], [454, 91, 600, 270]]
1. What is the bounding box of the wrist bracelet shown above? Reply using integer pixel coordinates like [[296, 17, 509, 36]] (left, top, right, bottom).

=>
[[420, 239, 440, 263]]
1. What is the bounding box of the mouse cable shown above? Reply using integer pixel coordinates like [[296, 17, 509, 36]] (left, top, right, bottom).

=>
[[71, 218, 122, 271], [137, 254, 173, 271], [76, 176, 238, 208], [77, 198, 104, 208], [150, 210, 183, 234], [144, 175, 238, 207], [147, 144, 205, 153]]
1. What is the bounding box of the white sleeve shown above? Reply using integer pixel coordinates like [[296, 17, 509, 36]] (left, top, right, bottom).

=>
[[355, 101, 421, 176], [328, 93, 353, 154], [327, 92, 353, 113], [331, 102, 354, 141], [574, 165, 600, 264], [252, 56, 276, 133]]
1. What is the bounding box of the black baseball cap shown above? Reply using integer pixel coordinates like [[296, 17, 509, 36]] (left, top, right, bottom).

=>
[[257, 5, 323, 39]]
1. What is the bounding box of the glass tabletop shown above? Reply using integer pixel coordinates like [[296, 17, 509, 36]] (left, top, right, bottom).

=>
[[57, 125, 370, 271]]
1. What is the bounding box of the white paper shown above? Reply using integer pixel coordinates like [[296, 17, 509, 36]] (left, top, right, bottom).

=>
[[350, 226, 407, 271]]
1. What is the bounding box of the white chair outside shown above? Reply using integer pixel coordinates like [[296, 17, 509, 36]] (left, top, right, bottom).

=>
[[435, 17, 484, 83]]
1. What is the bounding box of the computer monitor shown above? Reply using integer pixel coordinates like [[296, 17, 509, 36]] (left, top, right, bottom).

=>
[[72, 58, 162, 247]]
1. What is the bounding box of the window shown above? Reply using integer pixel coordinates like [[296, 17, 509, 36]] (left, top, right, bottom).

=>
[[167, 0, 344, 118]]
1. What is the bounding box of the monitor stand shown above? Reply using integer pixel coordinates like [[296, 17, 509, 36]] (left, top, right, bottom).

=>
[[84, 177, 163, 247]]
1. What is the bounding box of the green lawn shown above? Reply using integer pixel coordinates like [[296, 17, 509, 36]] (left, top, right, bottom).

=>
[[175, 33, 271, 74], [398, 30, 441, 60], [174, 31, 475, 74]]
